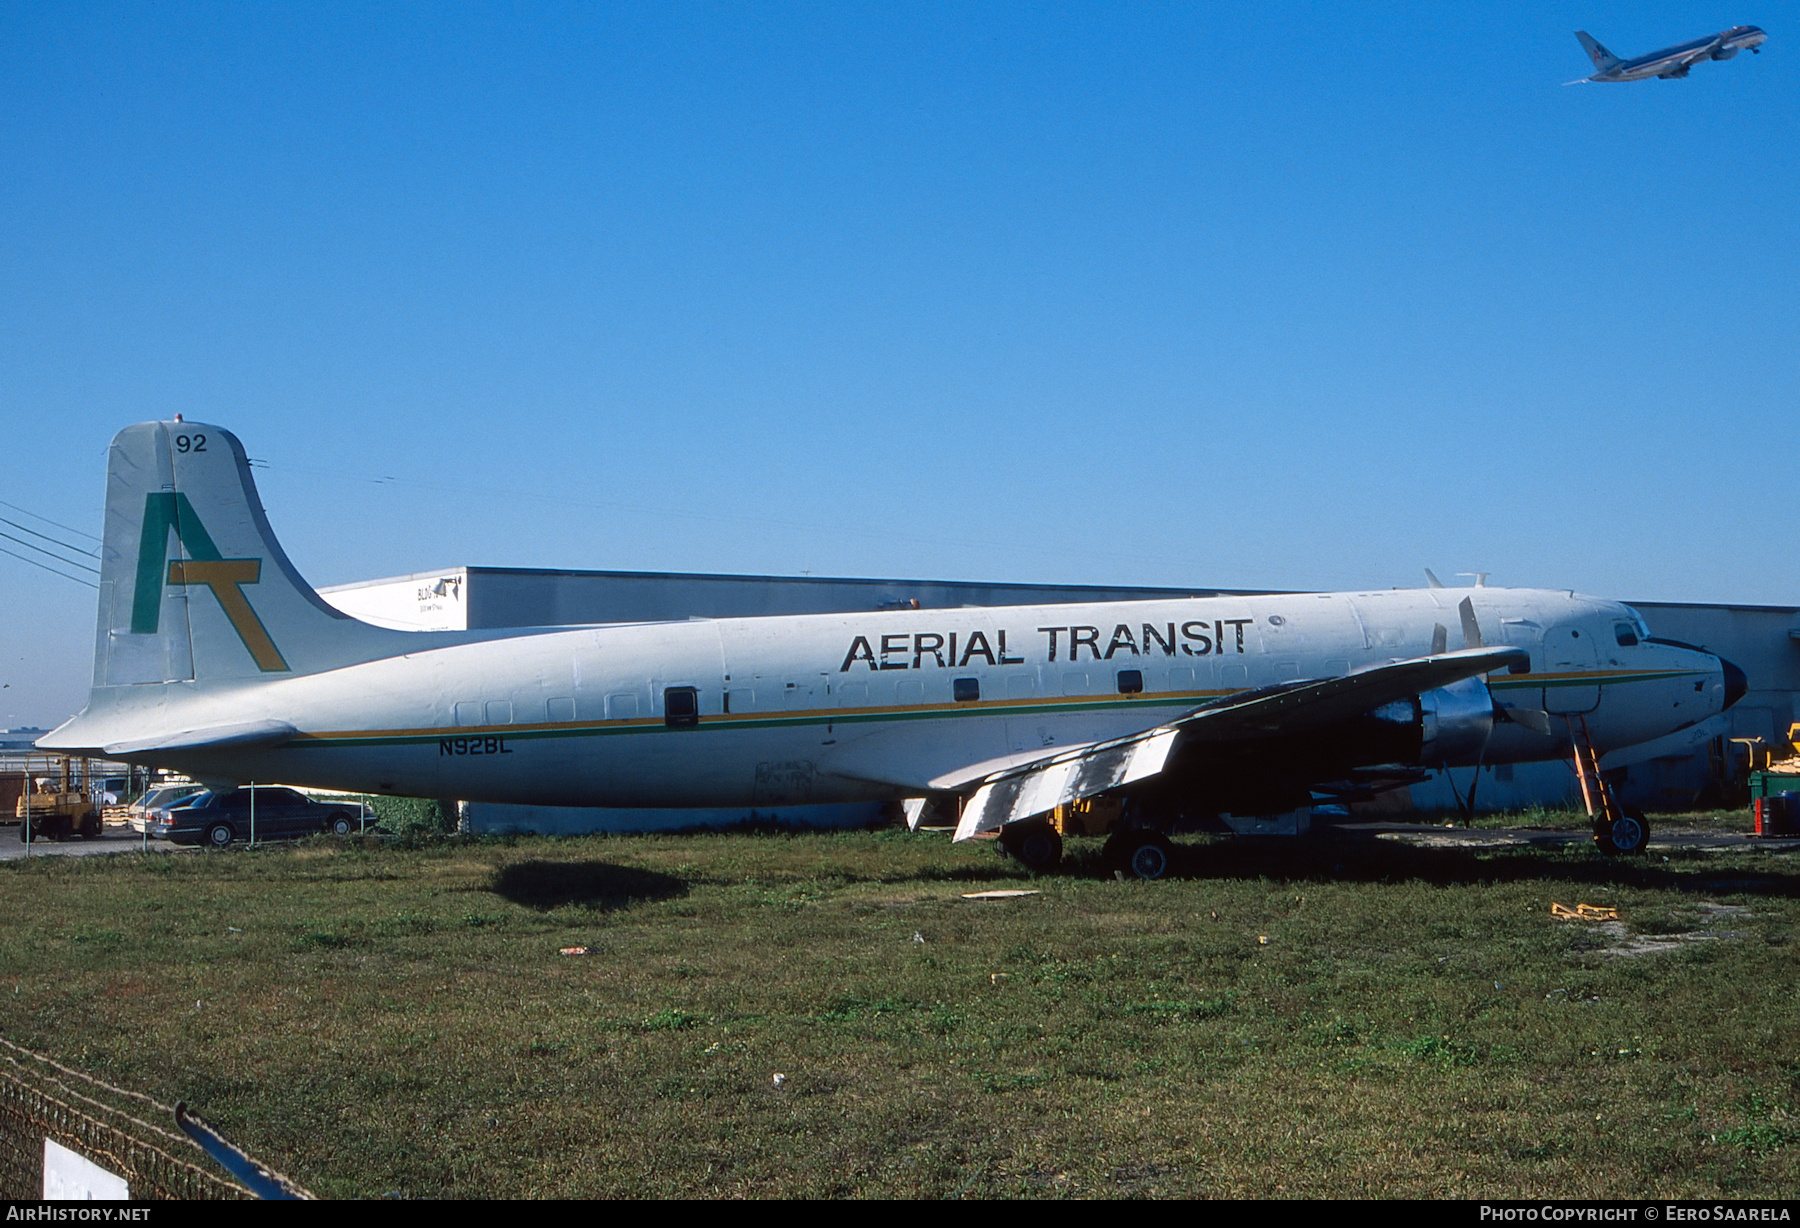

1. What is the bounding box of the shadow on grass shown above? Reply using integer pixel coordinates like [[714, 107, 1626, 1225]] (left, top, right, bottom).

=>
[[1062, 835, 1800, 898], [489, 860, 688, 911]]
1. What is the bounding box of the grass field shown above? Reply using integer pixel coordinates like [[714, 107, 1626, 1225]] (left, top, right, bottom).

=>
[[1, 816, 1797, 1198]]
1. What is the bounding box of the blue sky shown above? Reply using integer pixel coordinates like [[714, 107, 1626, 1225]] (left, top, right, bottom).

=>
[[2, 3, 1794, 727]]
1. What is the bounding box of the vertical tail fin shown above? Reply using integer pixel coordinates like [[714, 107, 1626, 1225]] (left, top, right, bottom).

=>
[[1576, 31, 1621, 71], [85, 420, 411, 690]]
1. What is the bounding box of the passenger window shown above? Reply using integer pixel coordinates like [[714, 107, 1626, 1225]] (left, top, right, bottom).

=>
[[1116, 669, 1144, 694], [1614, 624, 1639, 647], [953, 677, 980, 703], [663, 686, 700, 728]]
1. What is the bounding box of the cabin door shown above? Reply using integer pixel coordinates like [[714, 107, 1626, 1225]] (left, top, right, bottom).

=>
[[1542, 627, 1600, 714]]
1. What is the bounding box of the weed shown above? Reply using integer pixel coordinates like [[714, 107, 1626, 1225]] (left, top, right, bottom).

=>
[[642, 1009, 706, 1032]]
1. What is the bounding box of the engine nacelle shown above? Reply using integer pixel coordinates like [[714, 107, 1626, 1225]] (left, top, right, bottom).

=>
[[1712, 46, 1739, 59], [1420, 676, 1495, 766]]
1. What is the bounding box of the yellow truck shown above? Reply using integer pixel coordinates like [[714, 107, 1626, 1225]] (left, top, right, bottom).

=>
[[11, 757, 102, 842]]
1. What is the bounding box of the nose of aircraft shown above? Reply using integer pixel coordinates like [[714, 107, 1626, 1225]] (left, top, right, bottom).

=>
[[1722, 658, 1748, 710]]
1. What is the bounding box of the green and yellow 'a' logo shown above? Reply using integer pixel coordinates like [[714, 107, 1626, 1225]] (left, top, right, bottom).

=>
[[130, 493, 289, 672]]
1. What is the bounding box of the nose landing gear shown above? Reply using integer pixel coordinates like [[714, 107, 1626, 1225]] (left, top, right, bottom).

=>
[[1567, 715, 1651, 855]]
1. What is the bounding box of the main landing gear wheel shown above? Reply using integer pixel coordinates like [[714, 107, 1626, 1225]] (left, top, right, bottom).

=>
[[1111, 830, 1174, 881], [1596, 809, 1650, 856], [999, 823, 1063, 873]]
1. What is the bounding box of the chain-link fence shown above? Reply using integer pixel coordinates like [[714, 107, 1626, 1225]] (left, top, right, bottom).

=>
[[0, 1037, 289, 1199]]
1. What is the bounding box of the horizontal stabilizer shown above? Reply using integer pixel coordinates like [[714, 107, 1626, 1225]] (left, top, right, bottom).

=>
[[103, 719, 297, 758]]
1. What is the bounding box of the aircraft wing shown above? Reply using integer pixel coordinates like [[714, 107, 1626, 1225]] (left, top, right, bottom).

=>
[[1683, 38, 1724, 65], [952, 645, 1528, 841]]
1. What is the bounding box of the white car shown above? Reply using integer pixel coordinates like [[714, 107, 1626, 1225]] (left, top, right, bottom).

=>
[[126, 784, 205, 834]]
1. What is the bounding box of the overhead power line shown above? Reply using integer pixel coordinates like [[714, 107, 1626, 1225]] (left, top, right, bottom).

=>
[[0, 515, 99, 562], [0, 527, 99, 575], [0, 499, 100, 544], [0, 544, 98, 589], [0, 499, 102, 589]]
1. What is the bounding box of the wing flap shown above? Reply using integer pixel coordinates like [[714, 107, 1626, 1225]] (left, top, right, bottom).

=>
[[953, 728, 1178, 841], [944, 644, 1527, 842]]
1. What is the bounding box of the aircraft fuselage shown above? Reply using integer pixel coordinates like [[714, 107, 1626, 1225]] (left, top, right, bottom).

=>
[[78, 587, 1727, 812], [1585, 25, 1767, 81]]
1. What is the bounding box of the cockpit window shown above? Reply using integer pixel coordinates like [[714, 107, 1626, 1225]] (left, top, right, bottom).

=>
[[1614, 623, 1639, 647]]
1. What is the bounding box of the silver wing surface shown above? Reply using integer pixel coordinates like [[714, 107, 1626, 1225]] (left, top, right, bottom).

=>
[[951, 645, 1529, 841]]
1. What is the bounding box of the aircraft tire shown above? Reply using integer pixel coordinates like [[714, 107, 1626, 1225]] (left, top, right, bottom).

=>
[[1598, 809, 1650, 856], [999, 822, 1063, 873], [1114, 830, 1175, 881]]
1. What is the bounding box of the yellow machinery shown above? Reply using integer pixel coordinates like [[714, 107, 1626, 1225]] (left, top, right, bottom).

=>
[[1048, 796, 1124, 838], [1748, 723, 1800, 774], [1749, 723, 1800, 837], [12, 756, 102, 842]]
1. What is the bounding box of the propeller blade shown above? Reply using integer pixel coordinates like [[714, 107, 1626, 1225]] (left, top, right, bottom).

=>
[[1458, 597, 1483, 649], [903, 798, 929, 831], [1500, 707, 1553, 736]]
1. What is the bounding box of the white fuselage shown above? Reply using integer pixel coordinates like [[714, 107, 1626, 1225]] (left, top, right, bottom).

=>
[[1592, 26, 1767, 81], [102, 587, 1727, 809]]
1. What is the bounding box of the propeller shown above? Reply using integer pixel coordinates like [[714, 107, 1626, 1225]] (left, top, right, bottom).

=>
[[1456, 594, 1553, 735], [1458, 597, 1483, 649]]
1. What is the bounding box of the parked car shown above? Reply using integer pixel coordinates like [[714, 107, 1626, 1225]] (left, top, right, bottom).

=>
[[127, 784, 206, 834], [92, 776, 132, 806], [150, 787, 370, 846]]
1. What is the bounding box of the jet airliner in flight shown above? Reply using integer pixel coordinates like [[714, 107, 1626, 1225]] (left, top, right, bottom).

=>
[[1575, 25, 1767, 82], [39, 421, 1747, 875]]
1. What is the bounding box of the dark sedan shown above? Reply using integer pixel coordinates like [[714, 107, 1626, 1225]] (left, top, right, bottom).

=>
[[151, 787, 370, 847]]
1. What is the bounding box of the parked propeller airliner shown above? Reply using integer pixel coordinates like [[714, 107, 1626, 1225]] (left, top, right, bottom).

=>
[[40, 421, 1747, 876], [1574, 25, 1766, 82]]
